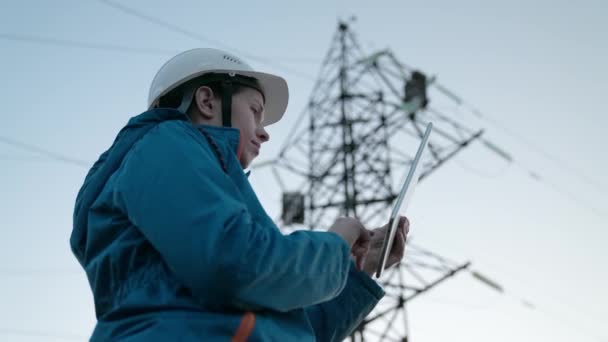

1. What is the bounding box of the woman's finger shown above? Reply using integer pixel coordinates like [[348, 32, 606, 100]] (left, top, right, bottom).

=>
[[359, 227, 372, 244], [400, 216, 410, 235], [356, 254, 366, 270], [392, 226, 405, 251], [352, 246, 365, 256]]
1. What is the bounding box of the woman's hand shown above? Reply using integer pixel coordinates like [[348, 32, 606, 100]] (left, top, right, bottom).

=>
[[328, 217, 371, 269], [361, 216, 409, 276]]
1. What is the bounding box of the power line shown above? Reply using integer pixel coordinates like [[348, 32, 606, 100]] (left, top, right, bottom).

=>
[[0, 32, 176, 55], [94, 0, 317, 81], [531, 306, 608, 342], [0, 329, 86, 341], [464, 267, 608, 342], [0, 135, 89, 167], [453, 147, 608, 219], [0, 269, 81, 276], [432, 88, 608, 218], [511, 160, 608, 219], [486, 113, 607, 191], [0, 32, 323, 65], [452, 99, 608, 196], [0, 154, 65, 162], [456, 243, 608, 332], [408, 268, 607, 341], [454, 158, 513, 179]]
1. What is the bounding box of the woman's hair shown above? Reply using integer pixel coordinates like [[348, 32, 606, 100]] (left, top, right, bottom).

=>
[[157, 74, 252, 109]]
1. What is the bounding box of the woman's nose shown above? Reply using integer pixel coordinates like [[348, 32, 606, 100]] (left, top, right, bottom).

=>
[[258, 126, 270, 143]]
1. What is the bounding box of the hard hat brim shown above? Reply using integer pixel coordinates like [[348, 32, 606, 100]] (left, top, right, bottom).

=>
[[228, 69, 289, 127]]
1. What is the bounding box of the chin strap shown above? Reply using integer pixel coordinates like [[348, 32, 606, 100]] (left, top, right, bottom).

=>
[[221, 80, 233, 127]]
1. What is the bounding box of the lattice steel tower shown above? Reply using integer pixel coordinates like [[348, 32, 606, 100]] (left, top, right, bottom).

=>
[[263, 20, 507, 341]]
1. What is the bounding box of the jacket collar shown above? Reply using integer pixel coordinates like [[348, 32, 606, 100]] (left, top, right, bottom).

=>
[[138, 107, 242, 155], [193, 124, 241, 156]]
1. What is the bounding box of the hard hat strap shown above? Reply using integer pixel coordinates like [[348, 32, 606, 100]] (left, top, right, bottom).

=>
[[221, 80, 233, 127], [177, 86, 195, 115]]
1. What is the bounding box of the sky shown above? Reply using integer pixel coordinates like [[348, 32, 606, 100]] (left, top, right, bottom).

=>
[[1, 0, 607, 341]]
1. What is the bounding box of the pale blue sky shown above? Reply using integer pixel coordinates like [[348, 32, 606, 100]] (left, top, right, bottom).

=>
[[1, 0, 607, 341]]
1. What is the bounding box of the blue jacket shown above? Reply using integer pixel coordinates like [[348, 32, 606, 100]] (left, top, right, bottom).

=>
[[70, 108, 384, 341]]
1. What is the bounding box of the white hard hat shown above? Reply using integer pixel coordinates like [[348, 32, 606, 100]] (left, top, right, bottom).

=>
[[148, 48, 289, 126]]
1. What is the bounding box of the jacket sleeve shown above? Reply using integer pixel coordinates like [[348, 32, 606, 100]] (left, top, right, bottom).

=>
[[304, 261, 385, 342], [111, 122, 352, 312]]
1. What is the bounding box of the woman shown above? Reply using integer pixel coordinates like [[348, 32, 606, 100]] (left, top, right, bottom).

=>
[[70, 48, 409, 341]]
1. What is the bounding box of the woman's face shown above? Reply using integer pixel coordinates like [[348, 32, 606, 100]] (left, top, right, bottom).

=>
[[230, 87, 269, 168]]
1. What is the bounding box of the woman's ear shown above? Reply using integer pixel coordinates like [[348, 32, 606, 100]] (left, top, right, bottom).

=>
[[194, 86, 216, 120]]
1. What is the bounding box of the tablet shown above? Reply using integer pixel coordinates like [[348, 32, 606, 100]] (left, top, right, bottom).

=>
[[375, 122, 433, 278]]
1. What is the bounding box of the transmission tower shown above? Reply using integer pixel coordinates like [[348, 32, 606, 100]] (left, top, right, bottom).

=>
[[259, 20, 510, 341]]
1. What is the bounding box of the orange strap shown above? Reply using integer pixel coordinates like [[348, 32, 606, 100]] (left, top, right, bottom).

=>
[[231, 312, 256, 342]]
